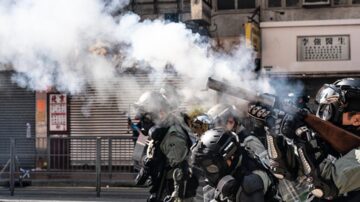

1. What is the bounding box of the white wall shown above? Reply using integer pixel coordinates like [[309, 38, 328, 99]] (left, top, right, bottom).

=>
[[261, 19, 360, 74]]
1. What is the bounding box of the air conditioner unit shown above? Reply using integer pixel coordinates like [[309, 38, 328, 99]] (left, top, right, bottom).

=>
[[302, 0, 330, 6], [191, 0, 211, 25]]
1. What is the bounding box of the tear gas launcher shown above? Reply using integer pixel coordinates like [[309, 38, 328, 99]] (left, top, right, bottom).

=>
[[207, 77, 360, 154]]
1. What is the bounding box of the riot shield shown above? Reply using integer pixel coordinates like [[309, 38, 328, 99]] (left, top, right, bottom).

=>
[[132, 133, 149, 171]]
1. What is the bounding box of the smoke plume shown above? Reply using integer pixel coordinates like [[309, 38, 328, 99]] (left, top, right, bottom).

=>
[[0, 0, 277, 112]]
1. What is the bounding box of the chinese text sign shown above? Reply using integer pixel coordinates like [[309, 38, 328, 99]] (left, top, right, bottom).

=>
[[297, 35, 350, 61]]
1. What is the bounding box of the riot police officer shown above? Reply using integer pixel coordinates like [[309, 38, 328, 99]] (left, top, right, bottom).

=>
[[134, 90, 198, 202], [191, 127, 275, 202], [248, 78, 360, 201], [312, 78, 360, 200], [191, 103, 276, 202]]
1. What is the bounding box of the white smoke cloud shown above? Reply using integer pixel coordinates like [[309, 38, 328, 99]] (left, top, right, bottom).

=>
[[0, 0, 272, 112], [0, 0, 125, 93], [112, 14, 267, 107]]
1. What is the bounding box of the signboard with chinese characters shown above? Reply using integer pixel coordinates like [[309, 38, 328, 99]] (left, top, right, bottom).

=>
[[48, 93, 68, 133], [245, 22, 261, 52], [297, 35, 350, 61]]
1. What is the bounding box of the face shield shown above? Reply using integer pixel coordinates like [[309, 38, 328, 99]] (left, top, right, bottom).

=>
[[191, 114, 214, 136], [315, 84, 345, 121], [133, 91, 171, 134], [207, 105, 240, 131], [315, 84, 344, 105]]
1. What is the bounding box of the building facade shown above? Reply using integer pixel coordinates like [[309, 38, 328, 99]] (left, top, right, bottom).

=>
[[3, 1, 360, 169], [190, 0, 360, 95]]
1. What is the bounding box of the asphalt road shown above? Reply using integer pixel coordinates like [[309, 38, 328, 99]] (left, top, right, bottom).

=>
[[0, 186, 204, 202], [0, 186, 149, 202]]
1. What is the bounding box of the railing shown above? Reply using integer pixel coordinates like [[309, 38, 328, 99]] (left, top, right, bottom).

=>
[[0, 136, 138, 197]]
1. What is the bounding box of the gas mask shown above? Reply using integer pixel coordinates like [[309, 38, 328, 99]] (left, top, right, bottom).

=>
[[191, 128, 240, 187], [134, 91, 172, 135], [135, 112, 157, 136]]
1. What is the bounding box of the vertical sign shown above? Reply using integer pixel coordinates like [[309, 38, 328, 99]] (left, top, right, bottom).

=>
[[48, 94, 68, 133], [245, 22, 261, 52], [297, 35, 350, 61], [245, 22, 261, 71]]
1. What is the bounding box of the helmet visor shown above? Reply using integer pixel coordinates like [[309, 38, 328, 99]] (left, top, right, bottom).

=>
[[191, 115, 214, 134], [316, 104, 333, 121], [315, 84, 342, 104]]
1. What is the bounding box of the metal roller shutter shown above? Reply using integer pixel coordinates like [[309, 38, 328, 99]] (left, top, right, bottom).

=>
[[68, 73, 185, 166], [69, 73, 185, 137], [0, 71, 36, 168]]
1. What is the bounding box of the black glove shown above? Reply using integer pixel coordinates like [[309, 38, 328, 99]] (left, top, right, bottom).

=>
[[135, 166, 150, 185], [248, 104, 272, 123], [135, 157, 154, 185], [248, 103, 307, 139], [272, 109, 307, 139]]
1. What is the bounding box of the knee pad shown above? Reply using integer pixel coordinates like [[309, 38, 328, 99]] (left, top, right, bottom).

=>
[[216, 175, 237, 197], [238, 190, 264, 202], [242, 174, 264, 194]]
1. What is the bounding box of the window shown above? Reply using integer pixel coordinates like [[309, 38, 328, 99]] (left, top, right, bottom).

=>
[[218, 0, 235, 10], [164, 13, 179, 22], [238, 0, 256, 9], [217, 0, 255, 10], [286, 0, 300, 7], [303, 0, 330, 5], [203, 0, 212, 7], [268, 0, 282, 7], [268, 0, 360, 8], [334, 0, 347, 5]]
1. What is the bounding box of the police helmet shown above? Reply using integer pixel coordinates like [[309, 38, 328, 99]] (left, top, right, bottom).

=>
[[191, 114, 214, 136], [315, 78, 360, 124], [134, 91, 171, 134], [191, 127, 240, 186], [207, 104, 241, 129], [134, 91, 171, 113]]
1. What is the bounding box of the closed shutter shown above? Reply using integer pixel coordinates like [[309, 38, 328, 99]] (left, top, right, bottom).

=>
[[69, 73, 185, 137], [0, 71, 36, 168], [68, 73, 185, 166]]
